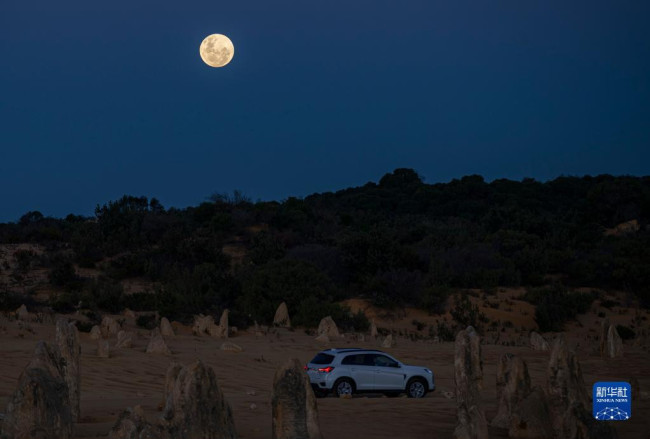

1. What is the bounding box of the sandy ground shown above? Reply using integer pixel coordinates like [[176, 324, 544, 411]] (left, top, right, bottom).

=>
[[1, 314, 649, 439]]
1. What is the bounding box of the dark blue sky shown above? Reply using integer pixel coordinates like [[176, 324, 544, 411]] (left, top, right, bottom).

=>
[[1, 0, 649, 222]]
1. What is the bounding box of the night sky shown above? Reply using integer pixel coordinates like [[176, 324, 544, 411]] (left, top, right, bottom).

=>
[[1, 0, 649, 222]]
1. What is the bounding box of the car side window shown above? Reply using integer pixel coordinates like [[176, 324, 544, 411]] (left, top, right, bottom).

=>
[[373, 355, 399, 368], [342, 354, 366, 366]]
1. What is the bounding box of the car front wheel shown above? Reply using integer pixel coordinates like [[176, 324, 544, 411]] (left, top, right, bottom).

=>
[[406, 378, 427, 398]]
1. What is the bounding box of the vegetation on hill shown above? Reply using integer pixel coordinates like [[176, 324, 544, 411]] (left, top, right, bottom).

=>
[[1, 169, 649, 330]]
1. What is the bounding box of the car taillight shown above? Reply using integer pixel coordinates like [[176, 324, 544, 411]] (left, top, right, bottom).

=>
[[318, 366, 335, 373], [304, 365, 309, 371]]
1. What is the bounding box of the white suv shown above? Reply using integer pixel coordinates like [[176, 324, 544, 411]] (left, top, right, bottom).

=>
[[305, 348, 435, 398]]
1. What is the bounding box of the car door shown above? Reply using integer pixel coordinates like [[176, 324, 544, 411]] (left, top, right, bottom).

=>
[[371, 354, 406, 390], [341, 354, 375, 390]]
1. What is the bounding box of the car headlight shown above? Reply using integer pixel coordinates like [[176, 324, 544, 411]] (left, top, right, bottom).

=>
[[424, 368, 433, 374]]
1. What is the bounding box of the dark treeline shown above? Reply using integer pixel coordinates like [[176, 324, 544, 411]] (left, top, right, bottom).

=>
[[1, 169, 649, 329]]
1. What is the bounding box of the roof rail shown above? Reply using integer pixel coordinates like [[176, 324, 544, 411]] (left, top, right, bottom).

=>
[[324, 348, 385, 353]]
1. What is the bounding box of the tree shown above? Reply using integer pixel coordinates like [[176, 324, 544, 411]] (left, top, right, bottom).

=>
[[18, 211, 44, 226]]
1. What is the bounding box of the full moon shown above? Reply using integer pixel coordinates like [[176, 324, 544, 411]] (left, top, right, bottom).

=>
[[199, 34, 234, 68]]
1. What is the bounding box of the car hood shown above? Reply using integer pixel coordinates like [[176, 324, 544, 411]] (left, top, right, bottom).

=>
[[402, 364, 433, 375]]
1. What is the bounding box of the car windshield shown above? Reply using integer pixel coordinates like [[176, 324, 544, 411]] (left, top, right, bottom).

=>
[[310, 353, 335, 365]]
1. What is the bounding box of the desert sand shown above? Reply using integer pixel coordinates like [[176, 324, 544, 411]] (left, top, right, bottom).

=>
[[1, 303, 649, 439]]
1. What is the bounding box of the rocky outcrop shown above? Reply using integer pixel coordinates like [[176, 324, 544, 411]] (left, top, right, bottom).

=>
[[370, 320, 378, 338], [252, 322, 265, 337], [562, 401, 618, 439], [219, 309, 229, 329], [160, 318, 175, 337], [192, 315, 215, 336], [116, 330, 135, 349], [381, 334, 395, 348], [108, 406, 161, 439], [529, 332, 549, 351], [317, 316, 339, 339], [630, 376, 639, 401], [15, 304, 29, 321], [547, 336, 589, 417], [454, 326, 487, 439], [345, 332, 364, 342], [508, 387, 554, 439], [314, 334, 329, 344], [90, 325, 102, 340], [209, 325, 227, 338], [273, 302, 291, 328], [491, 354, 531, 429], [606, 325, 623, 358], [599, 318, 610, 357], [211, 310, 229, 339], [55, 319, 81, 421], [161, 361, 237, 439], [98, 339, 111, 358], [272, 358, 322, 439], [547, 335, 616, 439], [146, 328, 171, 355], [108, 361, 237, 439], [101, 316, 120, 337], [192, 314, 228, 338], [163, 363, 183, 403], [220, 342, 243, 353], [0, 341, 73, 439], [489, 353, 554, 438]]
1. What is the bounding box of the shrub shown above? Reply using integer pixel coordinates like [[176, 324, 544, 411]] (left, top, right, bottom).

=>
[[419, 285, 450, 315], [228, 309, 253, 330], [106, 253, 147, 279], [248, 231, 286, 265], [292, 296, 344, 328], [365, 269, 423, 309], [523, 284, 596, 332], [344, 310, 371, 332], [76, 321, 94, 333], [13, 249, 36, 273], [82, 310, 101, 324], [50, 291, 80, 313], [450, 294, 486, 330], [616, 325, 635, 340], [238, 259, 339, 325], [412, 319, 426, 331], [121, 292, 158, 312], [151, 263, 238, 320], [434, 320, 455, 341], [84, 277, 124, 313], [136, 314, 157, 330], [49, 260, 79, 288], [0, 290, 36, 312], [600, 299, 620, 309]]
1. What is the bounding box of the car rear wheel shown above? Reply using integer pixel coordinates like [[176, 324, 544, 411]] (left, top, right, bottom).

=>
[[333, 378, 355, 397], [406, 378, 427, 398]]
